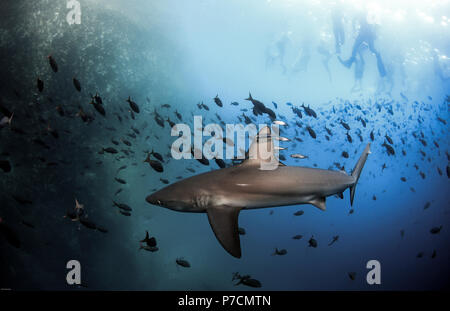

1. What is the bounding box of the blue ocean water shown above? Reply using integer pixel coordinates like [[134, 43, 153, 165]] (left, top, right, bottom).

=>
[[0, 0, 449, 290]]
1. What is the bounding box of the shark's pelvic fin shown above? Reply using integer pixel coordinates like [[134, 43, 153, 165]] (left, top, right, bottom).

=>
[[350, 143, 371, 206], [206, 205, 242, 258], [309, 197, 326, 211]]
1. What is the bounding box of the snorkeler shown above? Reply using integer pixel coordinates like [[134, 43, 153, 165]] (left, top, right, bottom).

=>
[[266, 32, 290, 74], [432, 49, 450, 82], [331, 5, 345, 54], [351, 49, 365, 93], [317, 41, 333, 82], [291, 37, 312, 74], [338, 11, 386, 77]]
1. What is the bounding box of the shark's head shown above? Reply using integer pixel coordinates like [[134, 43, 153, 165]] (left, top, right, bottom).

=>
[[146, 183, 198, 212]]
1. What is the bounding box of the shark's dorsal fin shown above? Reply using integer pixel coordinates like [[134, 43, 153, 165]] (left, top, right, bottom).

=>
[[243, 126, 279, 169], [206, 205, 242, 258], [309, 197, 326, 211]]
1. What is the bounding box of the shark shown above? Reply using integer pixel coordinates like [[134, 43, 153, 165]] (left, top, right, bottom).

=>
[[146, 126, 371, 258]]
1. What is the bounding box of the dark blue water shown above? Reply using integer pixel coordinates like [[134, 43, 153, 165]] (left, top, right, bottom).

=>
[[0, 0, 449, 290]]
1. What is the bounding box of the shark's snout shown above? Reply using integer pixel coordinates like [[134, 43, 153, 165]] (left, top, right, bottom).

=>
[[146, 194, 162, 206]]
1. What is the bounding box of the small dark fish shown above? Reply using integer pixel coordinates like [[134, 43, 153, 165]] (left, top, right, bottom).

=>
[[360, 118, 366, 127], [431, 250, 436, 259], [115, 189, 123, 196], [166, 118, 176, 128], [79, 218, 97, 230], [115, 177, 126, 184], [342, 151, 349, 158], [148, 150, 163, 162], [90, 100, 105, 116], [160, 178, 169, 184], [293, 210, 304, 216], [144, 154, 164, 172], [238, 227, 246, 235], [430, 226, 442, 234], [306, 126, 316, 139], [91, 93, 102, 104], [213, 95, 223, 107], [231, 101, 239, 106], [191, 148, 209, 166], [140, 231, 157, 247], [119, 210, 131, 216], [272, 248, 287, 255], [48, 55, 58, 72], [437, 117, 446, 125], [37, 78, 44, 92], [201, 102, 210, 111], [346, 132, 352, 143], [370, 131, 374, 141], [103, 147, 118, 154], [233, 273, 262, 288], [417, 252, 424, 258], [113, 201, 132, 212], [215, 158, 226, 168], [175, 110, 182, 121], [126, 97, 140, 113], [385, 134, 393, 145], [176, 258, 191, 268], [340, 120, 350, 130], [308, 236, 317, 248], [73, 78, 81, 92], [382, 142, 395, 155], [292, 235, 303, 240], [400, 177, 406, 182], [155, 115, 165, 128], [348, 272, 356, 280], [328, 235, 339, 246]]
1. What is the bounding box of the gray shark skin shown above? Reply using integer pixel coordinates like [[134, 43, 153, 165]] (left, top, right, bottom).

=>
[[146, 126, 371, 258]]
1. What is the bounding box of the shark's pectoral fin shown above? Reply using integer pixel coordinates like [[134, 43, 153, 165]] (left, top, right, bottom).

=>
[[309, 197, 326, 211], [206, 205, 242, 258]]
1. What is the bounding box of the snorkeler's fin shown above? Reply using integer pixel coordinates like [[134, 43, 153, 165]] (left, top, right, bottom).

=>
[[338, 56, 354, 69]]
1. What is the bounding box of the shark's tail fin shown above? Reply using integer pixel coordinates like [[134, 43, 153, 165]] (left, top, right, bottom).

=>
[[245, 92, 253, 101], [349, 143, 371, 206]]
